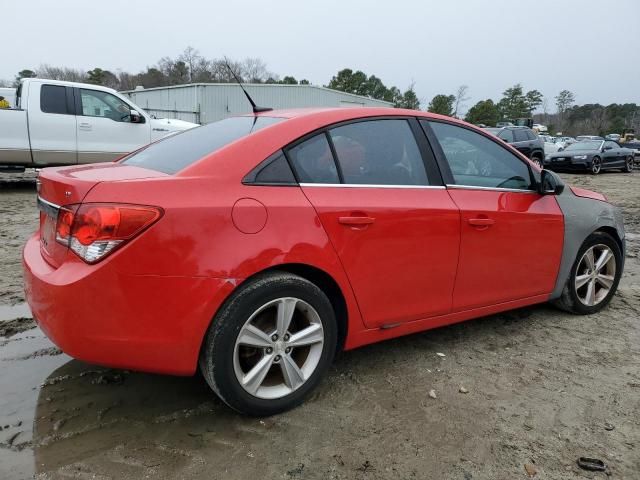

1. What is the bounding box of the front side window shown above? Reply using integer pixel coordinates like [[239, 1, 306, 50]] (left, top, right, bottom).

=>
[[427, 121, 533, 191], [79, 89, 133, 122], [40, 85, 70, 115], [604, 141, 617, 150], [287, 134, 340, 184], [526, 130, 537, 141], [328, 119, 429, 185]]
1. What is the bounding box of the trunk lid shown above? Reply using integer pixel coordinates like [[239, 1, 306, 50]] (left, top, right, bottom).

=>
[[37, 163, 167, 267]]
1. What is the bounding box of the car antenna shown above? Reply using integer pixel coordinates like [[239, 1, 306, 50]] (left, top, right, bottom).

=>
[[224, 57, 273, 114]]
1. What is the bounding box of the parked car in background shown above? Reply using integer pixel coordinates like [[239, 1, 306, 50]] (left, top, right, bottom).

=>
[[532, 123, 548, 133], [545, 139, 634, 174], [606, 133, 621, 142], [24, 107, 625, 415], [0, 79, 198, 171], [484, 126, 545, 167], [496, 121, 514, 127], [576, 135, 605, 141], [540, 135, 563, 155]]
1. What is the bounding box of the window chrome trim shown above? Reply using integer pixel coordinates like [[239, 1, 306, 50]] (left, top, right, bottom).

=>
[[445, 184, 538, 194], [299, 183, 446, 189]]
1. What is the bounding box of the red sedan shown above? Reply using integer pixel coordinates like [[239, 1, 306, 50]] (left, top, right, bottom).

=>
[[24, 108, 625, 415]]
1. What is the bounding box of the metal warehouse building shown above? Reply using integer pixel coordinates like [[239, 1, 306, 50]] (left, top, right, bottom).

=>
[[121, 83, 393, 125]]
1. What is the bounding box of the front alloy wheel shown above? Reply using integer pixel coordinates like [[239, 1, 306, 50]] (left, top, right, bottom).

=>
[[591, 157, 602, 174], [554, 232, 622, 315], [574, 244, 616, 307]]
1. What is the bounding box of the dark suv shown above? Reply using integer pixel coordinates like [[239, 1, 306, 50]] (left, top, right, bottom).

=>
[[484, 126, 545, 168]]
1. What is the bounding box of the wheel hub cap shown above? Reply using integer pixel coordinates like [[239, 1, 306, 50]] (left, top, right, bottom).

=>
[[574, 244, 616, 307], [233, 297, 325, 399]]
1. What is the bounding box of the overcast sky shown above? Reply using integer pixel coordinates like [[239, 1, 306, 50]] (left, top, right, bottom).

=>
[[2, 0, 639, 111]]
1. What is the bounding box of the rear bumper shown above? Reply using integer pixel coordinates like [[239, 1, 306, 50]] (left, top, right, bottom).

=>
[[23, 234, 235, 375]]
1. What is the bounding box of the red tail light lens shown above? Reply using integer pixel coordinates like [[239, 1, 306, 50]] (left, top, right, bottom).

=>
[[55, 203, 162, 263]]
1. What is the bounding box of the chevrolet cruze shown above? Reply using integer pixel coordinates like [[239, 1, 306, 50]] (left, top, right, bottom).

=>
[[24, 108, 625, 415]]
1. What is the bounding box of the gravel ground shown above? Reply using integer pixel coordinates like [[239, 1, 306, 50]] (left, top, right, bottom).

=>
[[0, 169, 638, 480]]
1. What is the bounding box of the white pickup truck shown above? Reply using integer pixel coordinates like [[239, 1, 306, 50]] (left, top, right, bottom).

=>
[[0, 79, 198, 170]]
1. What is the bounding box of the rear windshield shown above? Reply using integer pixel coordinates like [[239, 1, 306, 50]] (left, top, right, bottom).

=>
[[122, 116, 284, 174]]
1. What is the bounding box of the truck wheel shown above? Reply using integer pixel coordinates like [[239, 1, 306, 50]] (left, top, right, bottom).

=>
[[553, 232, 622, 315], [199, 272, 338, 416]]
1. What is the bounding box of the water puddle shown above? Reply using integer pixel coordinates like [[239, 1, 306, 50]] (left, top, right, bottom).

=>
[[0, 303, 32, 322]]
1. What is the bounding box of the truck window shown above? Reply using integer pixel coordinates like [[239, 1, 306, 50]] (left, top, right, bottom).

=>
[[79, 89, 133, 122], [41, 85, 71, 115]]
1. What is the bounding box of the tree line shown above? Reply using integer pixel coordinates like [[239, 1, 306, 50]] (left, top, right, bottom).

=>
[[3, 46, 638, 136]]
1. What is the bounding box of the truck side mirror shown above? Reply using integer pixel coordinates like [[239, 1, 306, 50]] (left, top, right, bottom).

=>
[[130, 110, 145, 124]]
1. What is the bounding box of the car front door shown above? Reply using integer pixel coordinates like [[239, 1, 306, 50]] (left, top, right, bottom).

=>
[[288, 119, 461, 329], [75, 88, 151, 163], [423, 120, 564, 311]]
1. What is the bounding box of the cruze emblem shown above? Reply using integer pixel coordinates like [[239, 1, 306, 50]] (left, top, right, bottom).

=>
[[65, 191, 72, 197]]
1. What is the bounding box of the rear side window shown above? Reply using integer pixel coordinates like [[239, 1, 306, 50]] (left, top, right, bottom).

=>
[[253, 152, 296, 184], [40, 85, 70, 115], [498, 129, 514, 143], [328, 119, 429, 185], [122, 116, 284, 174], [513, 129, 528, 142], [287, 134, 340, 184]]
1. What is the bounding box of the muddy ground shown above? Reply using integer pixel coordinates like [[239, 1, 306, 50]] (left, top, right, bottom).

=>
[[0, 170, 638, 480]]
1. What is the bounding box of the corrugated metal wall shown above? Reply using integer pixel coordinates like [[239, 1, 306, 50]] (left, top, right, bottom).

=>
[[122, 84, 393, 124]]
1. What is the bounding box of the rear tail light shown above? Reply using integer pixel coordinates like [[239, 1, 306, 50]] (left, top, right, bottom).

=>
[[55, 203, 162, 263]]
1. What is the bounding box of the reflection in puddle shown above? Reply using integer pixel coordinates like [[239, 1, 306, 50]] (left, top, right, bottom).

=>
[[0, 303, 31, 322]]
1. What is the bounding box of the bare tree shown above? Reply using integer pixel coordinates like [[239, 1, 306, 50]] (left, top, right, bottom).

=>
[[0, 79, 11, 87], [453, 85, 470, 118], [37, 64, 87, 82], [178, 46, 202, 82], [241, 57, 274, 83]]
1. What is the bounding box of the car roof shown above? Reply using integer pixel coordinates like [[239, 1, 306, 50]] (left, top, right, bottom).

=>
[[247, 107, 461, 124]]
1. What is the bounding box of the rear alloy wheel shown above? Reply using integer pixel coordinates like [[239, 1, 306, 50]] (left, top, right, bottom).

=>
[[625, 156, 634, 173], [591, 157, 602, 174], [554, 232, 622, 315], [200, 272, 337, 416]]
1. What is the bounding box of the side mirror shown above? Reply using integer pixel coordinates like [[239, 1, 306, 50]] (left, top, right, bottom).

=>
[[538, 169, 565, 195], [130, 110, 145, 124], [603, 145, 612, 151]]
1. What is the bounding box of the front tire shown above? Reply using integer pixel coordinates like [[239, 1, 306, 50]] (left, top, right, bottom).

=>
[[531, 154, 544, 169], [554, 232, 622, 315], [199, 272, 338, 416], [590, 157, 602, 174]]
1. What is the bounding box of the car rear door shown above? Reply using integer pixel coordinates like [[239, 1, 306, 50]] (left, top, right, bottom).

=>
[[288, 118, 461, 329], [603, 141, 624, 167], [75, 88, 151, 163], [27, 83, 78, 165], [512, 128, 532, 157], [422, 120, 564, 311]]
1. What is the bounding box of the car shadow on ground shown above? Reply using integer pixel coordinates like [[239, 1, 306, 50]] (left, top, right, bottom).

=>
[[30, 302, 553, 475]]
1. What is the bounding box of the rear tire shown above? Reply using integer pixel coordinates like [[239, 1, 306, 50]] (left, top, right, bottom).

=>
[[553, 232, 622, 315], [625, 156, 633, 173], [199, 272, 337, 416]]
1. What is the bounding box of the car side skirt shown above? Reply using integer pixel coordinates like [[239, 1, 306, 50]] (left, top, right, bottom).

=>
[[344, 294, 549, 350]]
